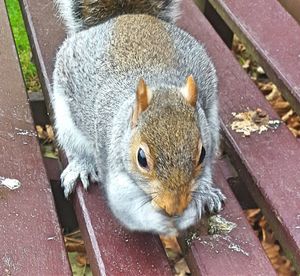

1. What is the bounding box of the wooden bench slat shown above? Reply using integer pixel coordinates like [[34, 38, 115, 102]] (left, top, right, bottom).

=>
[[20, 0, 65, 106], [208, 0, 300, 115], [0, 1, 71, 275], [179, 0, 300, 271], [180, 159, 276, 275]]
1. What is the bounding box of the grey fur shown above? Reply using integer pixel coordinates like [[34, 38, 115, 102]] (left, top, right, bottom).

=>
[[52, 7, 225, 235]]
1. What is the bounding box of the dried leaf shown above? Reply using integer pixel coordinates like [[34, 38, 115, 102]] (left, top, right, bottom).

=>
[[76, 254, 89, 267], [256, 66, 265, 75], [244, 208, 297, 275], [46, 125, 55, 141], [232, 36, 300, 140], [174, 258, 190, 276], [245, 208, 261, 218], [36, 125, 47, 140]]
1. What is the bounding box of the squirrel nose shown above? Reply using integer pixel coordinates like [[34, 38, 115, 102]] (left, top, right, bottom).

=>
[[155, 192, 191, 217]]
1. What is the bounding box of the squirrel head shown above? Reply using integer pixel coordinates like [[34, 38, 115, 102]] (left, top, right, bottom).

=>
[[130, 76, 206, 217]]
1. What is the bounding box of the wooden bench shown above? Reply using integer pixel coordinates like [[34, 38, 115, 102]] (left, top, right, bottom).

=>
[[1, 0, 299, 274], [0, 1, 70, 274]]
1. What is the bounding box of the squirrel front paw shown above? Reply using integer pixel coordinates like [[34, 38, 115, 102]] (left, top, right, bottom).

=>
[[61, 159, 99, 198], [202, 187, 226, 214]]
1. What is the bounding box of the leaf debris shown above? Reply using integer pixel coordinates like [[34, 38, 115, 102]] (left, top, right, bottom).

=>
[[208, 215, 237, 235], [231, 108, 280, 136]]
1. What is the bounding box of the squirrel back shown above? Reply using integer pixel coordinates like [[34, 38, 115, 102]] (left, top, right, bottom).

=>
[[56, 0, 182, 33]]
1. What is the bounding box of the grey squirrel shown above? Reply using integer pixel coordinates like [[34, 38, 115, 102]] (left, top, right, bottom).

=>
[[52, 0, 225, 236]]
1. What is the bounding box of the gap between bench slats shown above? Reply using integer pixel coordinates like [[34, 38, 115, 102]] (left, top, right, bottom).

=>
[[179, 0, 300, 272], [207, 0, 300, 116], [277, 0, 300, 24], [0, 1, 71, 275]]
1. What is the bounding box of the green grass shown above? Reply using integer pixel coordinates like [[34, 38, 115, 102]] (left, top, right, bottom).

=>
[[6, 0, 41, 92]]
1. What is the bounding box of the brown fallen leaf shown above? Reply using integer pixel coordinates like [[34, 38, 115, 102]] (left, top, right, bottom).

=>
[[36, 125, 47, 140], [174, 258, 190, 276], [76, 253, 90, 267], [45, 124, 55, 141], [245, 209, 297, 275]]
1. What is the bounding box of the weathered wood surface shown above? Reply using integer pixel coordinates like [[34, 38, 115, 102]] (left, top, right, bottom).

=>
[[0, 1, 71, 275], [179, 0, 300, 271], [208, 0, 300, 116]]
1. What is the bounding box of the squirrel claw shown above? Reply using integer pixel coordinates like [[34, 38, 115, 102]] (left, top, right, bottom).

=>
[[61, 167, 79, 198], [203, 187, 226, 214], [60, 160, 98, 198], [80, 171, 90, 190]]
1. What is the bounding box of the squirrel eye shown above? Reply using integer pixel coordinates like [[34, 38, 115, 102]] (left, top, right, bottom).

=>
[[198, 147, 206, 165], [137, 148, 148, 169]]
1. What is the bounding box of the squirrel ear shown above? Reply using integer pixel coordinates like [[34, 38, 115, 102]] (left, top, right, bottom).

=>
[[131, 79, 152, 128], [181, 75, 198, 107]]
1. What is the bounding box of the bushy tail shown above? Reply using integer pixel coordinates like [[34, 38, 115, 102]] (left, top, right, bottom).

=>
[[56, 0, 182, 34]]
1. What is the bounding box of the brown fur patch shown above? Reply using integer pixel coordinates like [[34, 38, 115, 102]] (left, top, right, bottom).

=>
[[137, 79, 149, 113], [109, 15, 175, 72]]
